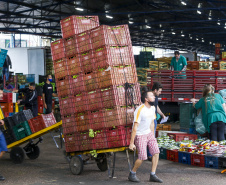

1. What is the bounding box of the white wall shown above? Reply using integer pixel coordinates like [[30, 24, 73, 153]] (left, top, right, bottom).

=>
[[6, 48, 29, 74]]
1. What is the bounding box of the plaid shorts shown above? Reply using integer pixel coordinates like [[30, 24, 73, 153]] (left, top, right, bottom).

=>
[[135, 132, 159, 160]]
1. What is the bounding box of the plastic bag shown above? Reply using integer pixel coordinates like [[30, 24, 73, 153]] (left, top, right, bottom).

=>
[[195, 112, 206, 134]]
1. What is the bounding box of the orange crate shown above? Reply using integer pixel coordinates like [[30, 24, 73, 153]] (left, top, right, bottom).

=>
[[67, 54, 82, 75], [1, 103, 13, 113]]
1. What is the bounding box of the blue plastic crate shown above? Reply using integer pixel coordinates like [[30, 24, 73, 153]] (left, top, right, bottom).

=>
[[205, 156, 219, 169], [9, 113, 14, 116], [19, 84, 26, 89], [0, 49, 8, 67], [178, 152, 191, 165], [180, 128, 197, 134]]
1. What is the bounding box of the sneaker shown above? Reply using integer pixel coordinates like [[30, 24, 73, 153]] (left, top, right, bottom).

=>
[[0, 175, 5, 181], [128, 172, 140, 182], [149, 174, 163, 183]]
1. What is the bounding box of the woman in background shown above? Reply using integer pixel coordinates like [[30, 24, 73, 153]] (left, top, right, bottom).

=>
[[191, 84, 226, 141]]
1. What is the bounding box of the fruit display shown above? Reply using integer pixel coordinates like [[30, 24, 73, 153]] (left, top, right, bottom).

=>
[[157, 135, 226, 157]]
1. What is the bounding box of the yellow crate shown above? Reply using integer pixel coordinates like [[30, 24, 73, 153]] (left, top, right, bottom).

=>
[[199, 62, 212, 70], [149, 61, 158, 70], [220, 61, 226, 70], [222, 52, 226, 59], [159, 61, 169, 70]]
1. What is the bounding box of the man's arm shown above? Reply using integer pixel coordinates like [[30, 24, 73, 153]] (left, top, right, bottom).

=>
[[42, 93, 47, 109], [129, 122, 138, 151], [157, 105, 166, 119], [150, 119, 155, 135], [181, 65, 187, 71]]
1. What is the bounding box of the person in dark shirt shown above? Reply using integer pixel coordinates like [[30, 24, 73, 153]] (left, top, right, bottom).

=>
[[42, 75, 57, 114], [13, 82, 38, 117]]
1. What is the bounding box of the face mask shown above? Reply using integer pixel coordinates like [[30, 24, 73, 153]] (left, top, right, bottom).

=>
[[49, 79, 53, 82], [148, 101, 155, 106]]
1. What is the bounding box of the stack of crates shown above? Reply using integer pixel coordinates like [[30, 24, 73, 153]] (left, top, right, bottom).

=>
[[139, 51, 153, 68], [0, 48, 8, 68], [179, 103, 197, 134], [51, 15, 140, 153]]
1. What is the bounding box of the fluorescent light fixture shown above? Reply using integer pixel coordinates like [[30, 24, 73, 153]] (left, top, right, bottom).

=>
[[196, 38, 199, 40], [210, 42, 212, 44], [190, 37, 192, 39], [213, 43, 215, 45], [202, 40, 204, 42], [217, 22, 221, 25], [106, 15, 113, 19], [146, 25, 151, 29], [224, 26, 226, 29], [208, 17, 212, 20], [181, 34, 185, 37], [181, 1, 187, 5], [172, 32, 176, 35], [197, 10, 201, 14], [75, 7, 84, 11], [129, 21, 134, 24], [159, 24, 162, 28], [105, 10, 109, 13]]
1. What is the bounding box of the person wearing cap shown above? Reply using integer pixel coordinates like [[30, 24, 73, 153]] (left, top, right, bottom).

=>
[[170, 51, 187, 79]]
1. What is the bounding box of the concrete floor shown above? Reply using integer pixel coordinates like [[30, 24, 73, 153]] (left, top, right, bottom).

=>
[[0, 132, 225, 185]]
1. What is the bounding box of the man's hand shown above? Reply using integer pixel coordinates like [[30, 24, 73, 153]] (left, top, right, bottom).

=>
[[0, 120, 4, 125], [129, 143, 136, 151], [44, 103, 47, 109], [17, 100, 21, 104], [162, 115, 166, 120]]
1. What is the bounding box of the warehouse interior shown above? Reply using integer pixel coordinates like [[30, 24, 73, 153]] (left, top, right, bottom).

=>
[[1, 0, 226, 184]]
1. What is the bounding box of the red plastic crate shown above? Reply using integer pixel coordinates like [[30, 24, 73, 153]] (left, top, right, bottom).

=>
[[80, 50, 95, 73], [1, 103, 13, 113], [55, 76, 73, 97], [87, 90, 103, 111], [40, 113, 56, 127], [62, 115, 77, 134], [60, 15, 99, 38], [51, 39, 65, 61], [167, 150, 179, 162], [4, 112, 9, 117], [79, 132, 93, 151], [59, 96, 75, 116], [67, 55, 82, 75], [125, 124, 133, 145], [167, 133, 198, 142], [101, 84, 140, 108], [90, 25, 131, 49], [104, 106, 133, 128], [77, 30, 92, 53], [93, 45, 134, 69], [92, 129, 108, 150], [74, 93, 88, 113], [28, 116, 46, 133], [0, 93, 12, 103], [70, 73, 86, 95], [107, 126, 127, 148], [75, 112, 89, 132], [88, 110, 105, 130], [97, 65, 138, 89], [53, 58, 68, 79], [65, 141, 80, 152], [191, 154, 205, 167], [64, 36, 78, 57], [84, 72, 99, 91]]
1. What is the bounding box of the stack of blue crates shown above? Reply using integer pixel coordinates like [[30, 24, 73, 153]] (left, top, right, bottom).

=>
[[0, 48, 8, 67]]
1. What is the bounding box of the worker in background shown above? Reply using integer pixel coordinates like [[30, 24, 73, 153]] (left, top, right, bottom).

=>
[[191, 84, 226, 141], [147, 82, 166, 161], [3, 55, 12, 81], [5, 81, 14, 90], [13, 82, 38, 117], [170, 51, 187, 79], [0, 87, 7, 181], [128, 91, 163, 183], [42, 75, 57, 114]]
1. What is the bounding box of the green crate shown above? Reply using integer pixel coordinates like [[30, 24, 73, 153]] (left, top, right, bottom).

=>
[[180, 103, 197, 128], [159, 148, 167, 159], [13, 121, 32, 140]]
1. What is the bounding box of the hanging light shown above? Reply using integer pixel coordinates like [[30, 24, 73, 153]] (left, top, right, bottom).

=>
[[75, 7, 84, 11], [181, 1, 187, 5], [106, 15, 113, 19]]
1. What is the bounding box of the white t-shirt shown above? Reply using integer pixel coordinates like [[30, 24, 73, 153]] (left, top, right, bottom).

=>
[[133, 104, 156, 136]]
